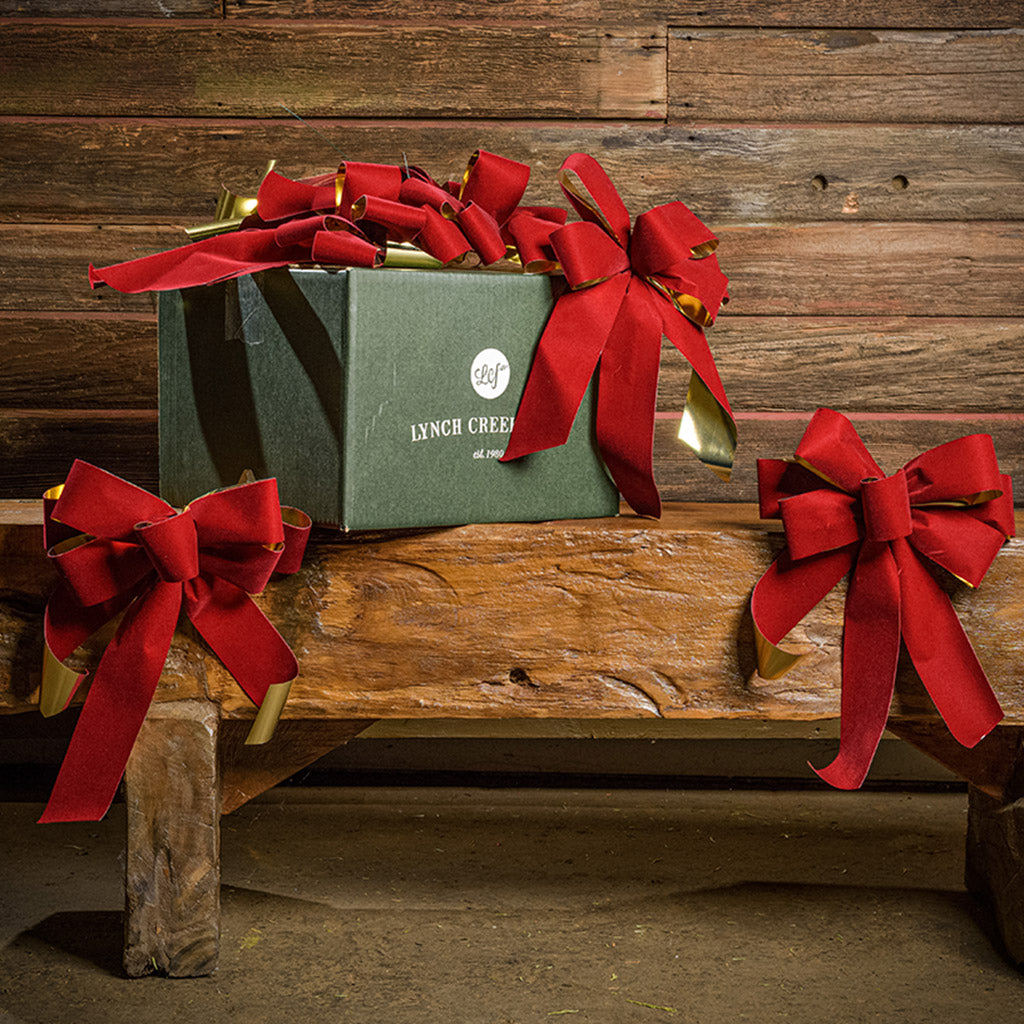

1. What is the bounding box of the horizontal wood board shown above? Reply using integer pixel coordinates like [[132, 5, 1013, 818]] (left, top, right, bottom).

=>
[[668, 28, 1024, 123], [2, 505, 1022, 725], [3, 120, 1022, 224], [1, 1, 217, 12], [4, 1, 1022, 26], [5, 24, 1021, 123], [0, 24, 666, 120]]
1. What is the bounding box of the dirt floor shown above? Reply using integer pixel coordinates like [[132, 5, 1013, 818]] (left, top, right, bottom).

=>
[[1, 786, 1022, 1024]]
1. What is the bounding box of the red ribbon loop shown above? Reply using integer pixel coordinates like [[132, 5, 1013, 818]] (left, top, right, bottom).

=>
[[439, 150, 533, 266], [38, 461, 310, 823], [453, 201, 507, 265], [256, 170, 324, 222], [336, 161, 403, 218], [779, 488, 860, 560], [460, 150, 531, 227], [399, 176, 453, 211], [558, 153, 631, 245], [417, 205, 472, 265], [506, 207, 567, 271], [309, 225, 383, 268], [630, 202, 718, 278], [751, 409, 1014, 789], [353, 194, 427, 241], [860, 470, 913, 542]]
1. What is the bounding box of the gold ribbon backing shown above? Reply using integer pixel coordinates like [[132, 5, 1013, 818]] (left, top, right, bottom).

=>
[[754, 624, 814, 681], [678, 375, 737, 482]]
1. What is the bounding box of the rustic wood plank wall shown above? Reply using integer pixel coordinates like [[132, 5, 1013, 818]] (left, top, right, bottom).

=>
[[1, 1, 1021, 504]]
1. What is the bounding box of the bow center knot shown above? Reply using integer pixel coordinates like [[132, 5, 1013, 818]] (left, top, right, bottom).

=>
[[552, 221, 631, 289], [860, 470, 913, 543], [134, 508, 200, 582]]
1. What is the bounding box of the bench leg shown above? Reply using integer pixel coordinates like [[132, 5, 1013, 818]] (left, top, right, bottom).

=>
[[965, 729, 1024, 966], [123, 700, 221, 977]]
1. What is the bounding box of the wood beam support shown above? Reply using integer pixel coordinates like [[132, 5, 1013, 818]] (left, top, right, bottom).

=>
[[886, 720, 1021, 800], [123, 700, 220, 978], [965, 727, 1024, 966], [219, 718, 376, 814]]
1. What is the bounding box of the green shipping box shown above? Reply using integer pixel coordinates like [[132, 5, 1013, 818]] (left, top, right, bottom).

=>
[[158, 267, 619, 529]]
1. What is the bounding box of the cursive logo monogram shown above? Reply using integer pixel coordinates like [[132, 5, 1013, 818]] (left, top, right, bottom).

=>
[[470, 348, 511, 400]]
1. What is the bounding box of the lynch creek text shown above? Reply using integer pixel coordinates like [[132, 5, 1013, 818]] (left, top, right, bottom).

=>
[[410, 415, 514, 443]]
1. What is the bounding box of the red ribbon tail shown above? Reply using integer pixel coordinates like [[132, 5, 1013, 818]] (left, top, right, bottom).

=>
[[89, 230, 310, 293], [896, 540, 1004, 747], [501, 277, 628, 462], [39, 582, 182, 823], [43, 579, 141, 704], [186, 576, 299, 708], [813, 543, 901, 790], [751, 545, 857, 649], [594, 282, 663, 517]]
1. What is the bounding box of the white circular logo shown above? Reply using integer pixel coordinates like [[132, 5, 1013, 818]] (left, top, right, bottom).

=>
[[470, 348, 511, 400]]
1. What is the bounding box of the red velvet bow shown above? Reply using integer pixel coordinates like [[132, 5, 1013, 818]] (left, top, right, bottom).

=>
[[38, 461, 311, 823], [751, 409, 1015, 789], [500, 153, 734, 517]]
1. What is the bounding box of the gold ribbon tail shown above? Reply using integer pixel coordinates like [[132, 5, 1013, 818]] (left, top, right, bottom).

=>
[[245, 679, 292, 745], [753, 619, 815, 681], [39, 645, 82, 718], [678, 374, 737, 482], [382, 243, 445, 270]]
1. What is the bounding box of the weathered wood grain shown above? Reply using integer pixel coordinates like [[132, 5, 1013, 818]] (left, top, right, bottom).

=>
[[4, 120, 1022, 224], [1, 314, 156, 408], [2, 410, 1022, 503], [717, 221, 1024, 317], [669, 29, 1024, 123], [3, 504, 1022, 725], [0, 225, 176, 315], [0, 409, 159, 497], [147, 507, 1024, 724], [661, 0, 1024, 28], [0, 498, 41, 526], [693, 317, 1024, 414], [14, 0, 1008, 27], [223, 0, 1024, 29], [0, 24, 666, 119], [966, 740, 1024, 966], [6, 315, 1021, 414], [123, 700, 220, 977], [4, 1, 215, 12], [6, 222, 1022, 317]]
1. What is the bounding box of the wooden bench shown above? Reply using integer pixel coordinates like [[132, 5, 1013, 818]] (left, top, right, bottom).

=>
[[3, 0, 1022, 982], [2, 500, 1022, 975]]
